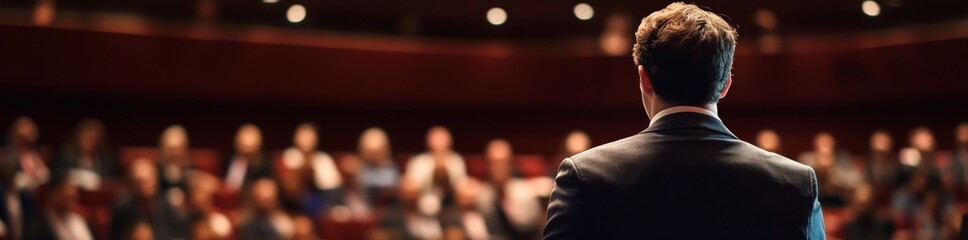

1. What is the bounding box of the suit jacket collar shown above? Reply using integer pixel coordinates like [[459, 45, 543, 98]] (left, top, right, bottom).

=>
[[641, 112, 737, 139]]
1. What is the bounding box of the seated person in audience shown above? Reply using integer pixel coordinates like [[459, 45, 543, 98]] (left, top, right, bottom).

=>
[[899, 127, 947, 194], [953, 122, 968, 196], [399, 176, 445, 240], [475, 139, 542, 239], [4, 116, 49, 191], [282, 122, 341, 191], [358, 127, 399, 202], [843, 184, 894, 240], [755, 128, 784, 156], [54, 118, 117, 188], [186, 172, 232, 239], [798, 131, 860, 206], [404, 126, 466, 213], [865, 130, 900, 206], [129, 221, 153, 240], [239, 178, 295, 240], [328, 154, 373, 221], [157, 125, 193, 191], [26, 174, 94, 240], [277, 164, 326, 218], [111, 158, 187, 240], [550, 131, 591, 175], [891, 169, 958, 239], [223, 124, 272, 191], [291, 215, 318, 240], [0, 156, 39, 240]]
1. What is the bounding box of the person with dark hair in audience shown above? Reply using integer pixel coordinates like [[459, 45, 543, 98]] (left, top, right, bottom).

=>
[[224, 124, 272, 191], [891, 169, 959, 240], [953, 122, 968, 198], [25, 173, 94, 240], [0, 154, 39, 240], [4, 116, 50, 191], [358, 127, 399, 202], [476, 139, 541, 240], [157, 125, 193, 191], [898, 127, 945, 194], [54, 118, 117, 189], [111, 158, 187, 240], [328, 154, 374, 221], [799, 131, 860, 206], [865, 130, 900, 206], [843, 184, 894, 240], [185, 172, 232, 239], [755, 129, 784, 156], [238, 178, 295, 240]]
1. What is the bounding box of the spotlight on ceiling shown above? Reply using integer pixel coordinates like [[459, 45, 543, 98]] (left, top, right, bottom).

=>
[[862, 0, 881, 17], [287, 4, 306, 23], [487, 7, 507, 26], [574, 3, 594, 20]]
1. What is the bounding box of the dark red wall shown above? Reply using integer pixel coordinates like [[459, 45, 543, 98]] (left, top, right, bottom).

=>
[[1, 25, 966, 160]]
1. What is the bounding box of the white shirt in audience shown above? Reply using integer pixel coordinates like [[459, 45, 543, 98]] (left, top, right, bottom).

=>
[[282, 148, 342, 190]]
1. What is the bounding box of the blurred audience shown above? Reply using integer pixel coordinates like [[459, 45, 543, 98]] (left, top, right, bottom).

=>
[[550, 131, 590, 175], [891, 169, 959, 240], [157, 125, 192, 191], [358, 127, 399, 202], [0, 152, 38, 240], [475, 139, 541, 240], [186, 172, 231, 239], [755, 129, 784, 156], [238, 178, 294, 240], [54, 118, 116, 190], [954, 123, 968, 197], [799, 132, 861, 206], [404, 126, 466, 213], [224, 124, 271, 191], [27, 174, 94, 240], [111, 158, 187, 240], [844, 184, 894, 240], [4, 116, 50, 191], [866, 130, 900, 206], [282, 122, 341, 191], [329, 154, 373, 221]]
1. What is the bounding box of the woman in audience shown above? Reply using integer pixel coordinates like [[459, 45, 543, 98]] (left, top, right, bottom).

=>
[[865, 130, 900, 206], [239, 178, 294, 240], [55, 118, 117, 186], [798, 131, 860, 206], [755, 128, 784, 156], [26, 174, 94, 240], [186, 172, 232, 239], [4, 116, 49, 191], [111, 158, 187, 240], [157, 125, 192, 191], [223, 124, 271, 191], [282, 123, 341, 191], [358, 127, 399, 202], [475, 139, 542, 239]]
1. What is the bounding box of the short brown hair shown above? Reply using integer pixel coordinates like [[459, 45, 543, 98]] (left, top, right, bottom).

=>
[[633, 2, 737, 105]]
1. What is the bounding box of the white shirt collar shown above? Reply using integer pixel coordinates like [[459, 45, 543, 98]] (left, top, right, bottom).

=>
[[649, 106, 720, 126]]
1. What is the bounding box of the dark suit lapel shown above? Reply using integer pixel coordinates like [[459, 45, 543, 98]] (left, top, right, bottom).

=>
[[641, 112, 737, 139]]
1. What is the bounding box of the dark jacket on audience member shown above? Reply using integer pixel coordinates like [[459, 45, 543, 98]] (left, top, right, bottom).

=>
[[53, 145, 119, 179], [544, 112, 826, 239], [0, 187, 38, 239], [110, 192, 187, 240]]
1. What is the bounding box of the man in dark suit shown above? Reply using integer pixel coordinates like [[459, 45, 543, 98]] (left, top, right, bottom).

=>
[[543, 3, 825, 239]]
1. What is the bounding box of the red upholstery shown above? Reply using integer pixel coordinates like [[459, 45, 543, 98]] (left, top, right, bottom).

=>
[[515, 155, 547, 178], [319, 218, 377, 240], [80, 181, 125, 209], [213, 187, 241, 210], [464, 154, 487, 180], [822, 207, 847, 239]]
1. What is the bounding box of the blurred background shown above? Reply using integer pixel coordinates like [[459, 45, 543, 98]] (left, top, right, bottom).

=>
[[0, 0, 967, 239]]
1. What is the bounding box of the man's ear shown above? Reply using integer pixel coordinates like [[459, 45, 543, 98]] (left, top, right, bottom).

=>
[[638, 65, 654, 96], [718, 76, 732, 99]]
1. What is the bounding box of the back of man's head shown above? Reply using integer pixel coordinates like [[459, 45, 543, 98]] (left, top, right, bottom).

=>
[[633, 2, 737, 106]]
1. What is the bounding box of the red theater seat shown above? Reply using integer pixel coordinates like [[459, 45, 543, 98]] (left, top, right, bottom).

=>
[[395, 153, 415, 174], [464, 154, 487, 180], [822, 207, 847, 239], [80, 181, 125, 209], [319, 218, 377, 240], [213, 187, 241, 210]]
